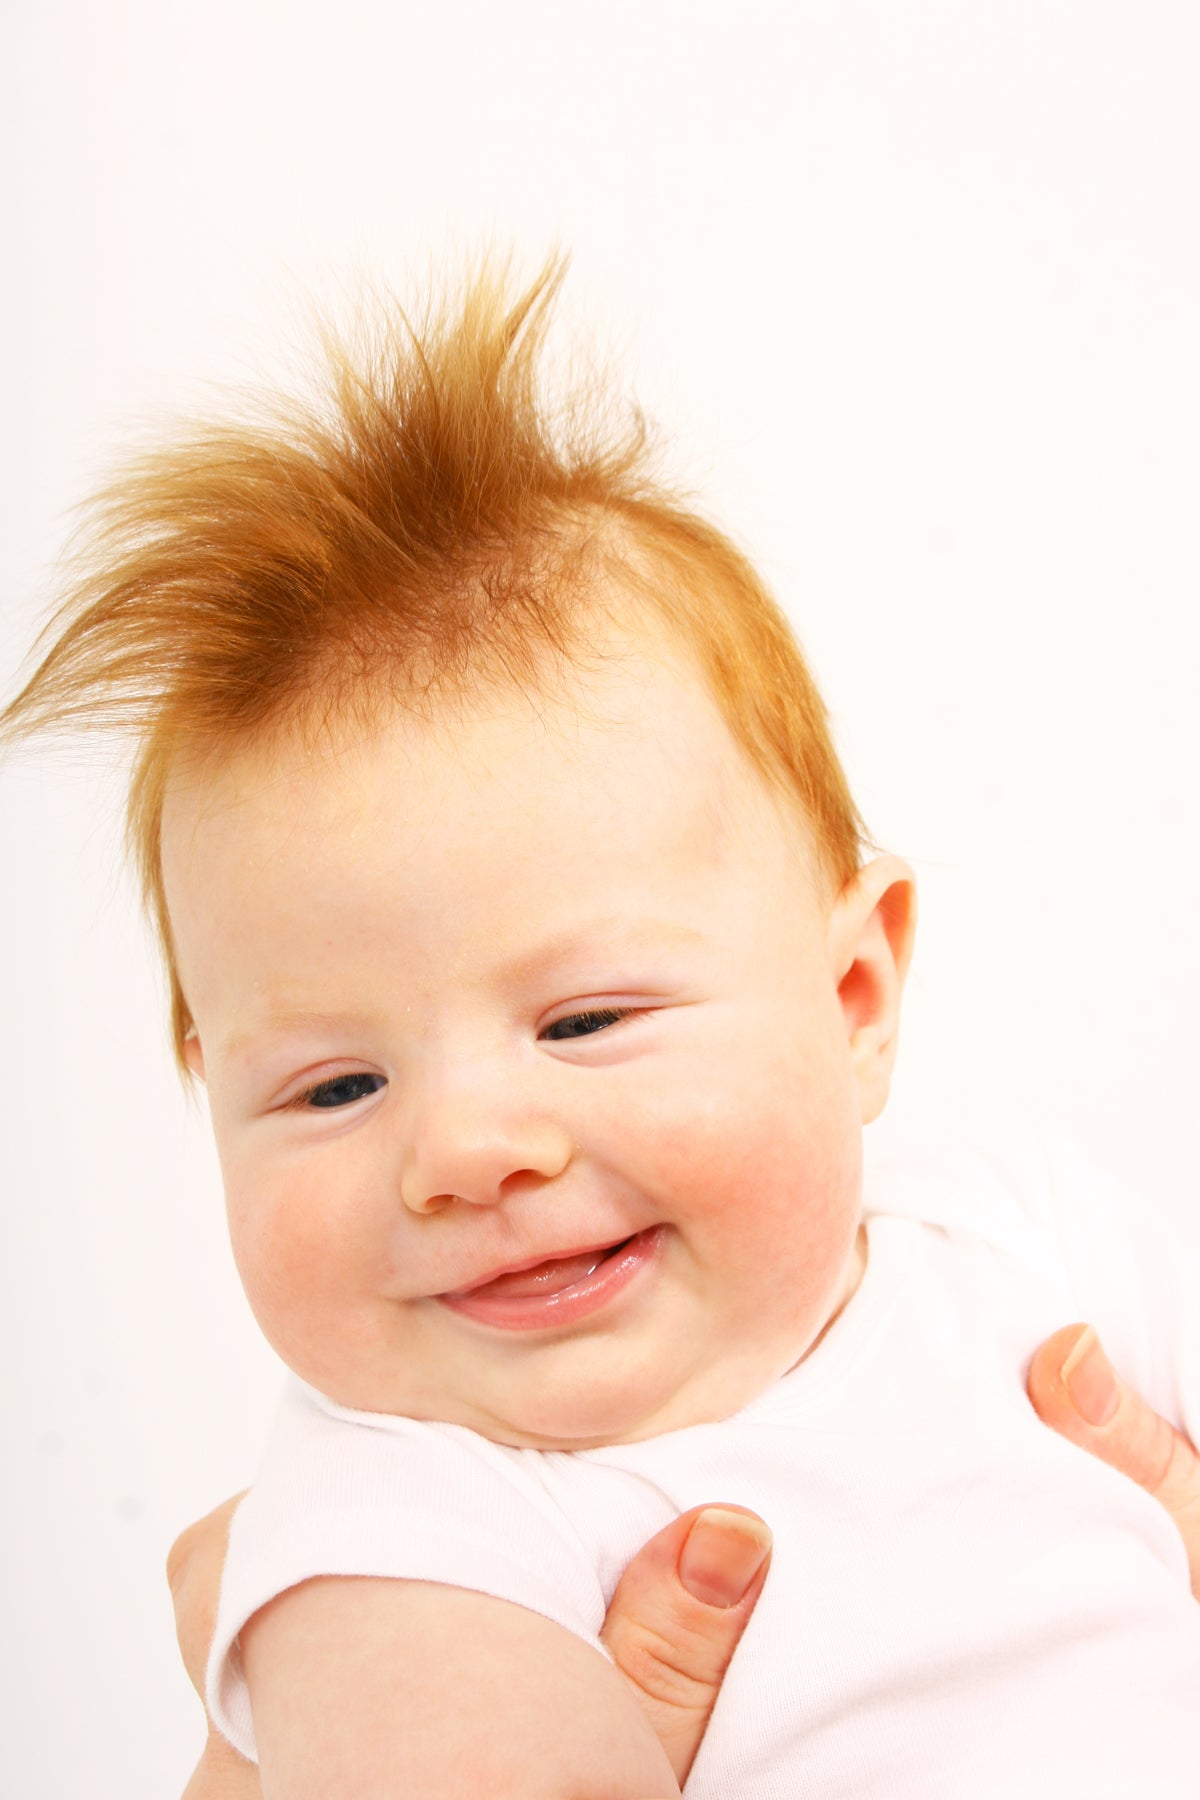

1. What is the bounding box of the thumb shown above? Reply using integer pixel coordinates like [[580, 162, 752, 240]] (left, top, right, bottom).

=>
[[600, 1504, 772, 1786], [1028, 1324, 1200, 1598]]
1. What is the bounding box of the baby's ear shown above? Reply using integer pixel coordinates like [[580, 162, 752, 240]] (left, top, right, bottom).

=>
[[829, 857, 917, 1124], [182, 1031, 206, 1082]]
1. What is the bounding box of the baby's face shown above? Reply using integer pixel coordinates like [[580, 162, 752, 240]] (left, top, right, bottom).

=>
[[162, 627, 908, 1448]]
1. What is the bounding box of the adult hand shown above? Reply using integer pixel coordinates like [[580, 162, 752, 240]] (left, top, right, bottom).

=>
[[1027, 1322, 1200, 1598], [166, 1495, 772, 1799], [167, 1324, 1200, 1798]]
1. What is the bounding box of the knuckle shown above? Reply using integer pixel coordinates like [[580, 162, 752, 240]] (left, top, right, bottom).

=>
[[616, 1616, 729, 1714], [1137, 1408, 1185, 1495], [1154, 1423, 1200, 1512]]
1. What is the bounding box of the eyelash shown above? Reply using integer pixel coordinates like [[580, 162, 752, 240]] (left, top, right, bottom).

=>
[[287, 1009, 635, 1110], [291, 1072, 387, 1111], [541, 1007, 633, 1041]]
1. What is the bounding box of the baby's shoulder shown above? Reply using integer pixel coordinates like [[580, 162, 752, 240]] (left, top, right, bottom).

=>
[[257, 1380, 569, 1529]]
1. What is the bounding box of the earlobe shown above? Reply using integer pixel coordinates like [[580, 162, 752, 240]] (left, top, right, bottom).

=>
[[183, 1031, 206, 1082], [830, 857, 917, 1123]]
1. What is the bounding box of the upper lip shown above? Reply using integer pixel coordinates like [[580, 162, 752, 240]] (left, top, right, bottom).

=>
[[440, 1233, 636, 1298]]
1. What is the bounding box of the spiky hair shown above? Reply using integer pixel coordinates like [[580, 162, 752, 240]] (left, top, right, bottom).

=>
[[2, 254, 866, 1069]]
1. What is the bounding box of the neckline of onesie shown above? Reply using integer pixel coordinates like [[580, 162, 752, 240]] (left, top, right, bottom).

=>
[[723, 1210, 922, 1426]]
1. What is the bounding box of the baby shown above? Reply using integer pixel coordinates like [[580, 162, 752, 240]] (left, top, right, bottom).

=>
[[5, 259, 1198, 1798]]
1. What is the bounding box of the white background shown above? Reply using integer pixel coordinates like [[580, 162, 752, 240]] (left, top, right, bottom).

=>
[[2, 4, 1197, 1794]]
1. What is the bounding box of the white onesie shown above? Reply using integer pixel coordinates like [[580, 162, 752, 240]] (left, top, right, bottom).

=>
[[208, 1139, 1200, 1797]]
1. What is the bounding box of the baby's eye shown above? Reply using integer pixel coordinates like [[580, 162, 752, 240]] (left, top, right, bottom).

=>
[[296, 1072, 386, 1110], [542, 1008, 630, 1041]]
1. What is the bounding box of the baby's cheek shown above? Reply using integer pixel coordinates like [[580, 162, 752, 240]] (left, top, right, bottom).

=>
[[658, 1070, 861, 1322], [224, 1170, 371, 1370], [644, 1065, 854, 1220]]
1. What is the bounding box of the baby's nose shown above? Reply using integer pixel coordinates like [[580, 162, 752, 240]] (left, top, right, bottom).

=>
[[399, 1089, 573, 1214]]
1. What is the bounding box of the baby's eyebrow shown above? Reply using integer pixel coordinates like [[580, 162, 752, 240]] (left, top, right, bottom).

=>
[[219, 1009, 367, 1065], [494, 915, 708, 985], [218, 918, 704, 1063]]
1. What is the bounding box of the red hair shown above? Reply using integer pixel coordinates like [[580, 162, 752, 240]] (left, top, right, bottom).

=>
[[2, 255, 867, 1070]]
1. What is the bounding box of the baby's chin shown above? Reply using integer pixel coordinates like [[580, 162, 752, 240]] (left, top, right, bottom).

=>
[[299, 1362, 678, 1448], [407, 1347, 815, 1450], [469, 1230, 872, 1450], [313, 1346, 802, 1448], [309, 1358, 750, 1450]]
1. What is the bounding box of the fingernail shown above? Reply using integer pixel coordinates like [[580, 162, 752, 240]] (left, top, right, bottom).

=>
[[1061, 1325, 1119, 1427], [678, 1508, 773, 1608]]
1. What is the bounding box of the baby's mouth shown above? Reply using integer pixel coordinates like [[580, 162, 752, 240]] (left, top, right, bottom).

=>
[[436, 1228, 664, 1331], [444, 1237, 635, 1301]]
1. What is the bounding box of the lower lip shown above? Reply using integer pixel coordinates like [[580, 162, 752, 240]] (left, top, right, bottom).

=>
[[436, 1227, 665, 1332]]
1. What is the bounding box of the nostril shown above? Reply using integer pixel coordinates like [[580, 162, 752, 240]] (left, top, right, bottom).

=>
[[400, 1185, 461, 1216]]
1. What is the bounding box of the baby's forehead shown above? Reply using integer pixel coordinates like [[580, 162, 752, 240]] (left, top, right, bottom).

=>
[[161, 630, 818, 893], [170, 619, 704, 792]]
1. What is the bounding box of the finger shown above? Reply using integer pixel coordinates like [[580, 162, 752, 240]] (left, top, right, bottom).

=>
[[1028, 1324, 1200, 1598], [166, 1491, 250, 1700], [600, 1504, 772, 1785]]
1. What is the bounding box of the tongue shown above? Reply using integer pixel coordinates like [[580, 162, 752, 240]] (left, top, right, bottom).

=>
[[479, 1246, 617, 1299]]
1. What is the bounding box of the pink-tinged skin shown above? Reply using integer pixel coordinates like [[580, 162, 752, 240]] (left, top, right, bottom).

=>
[[160, 612, 915, 1450]]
